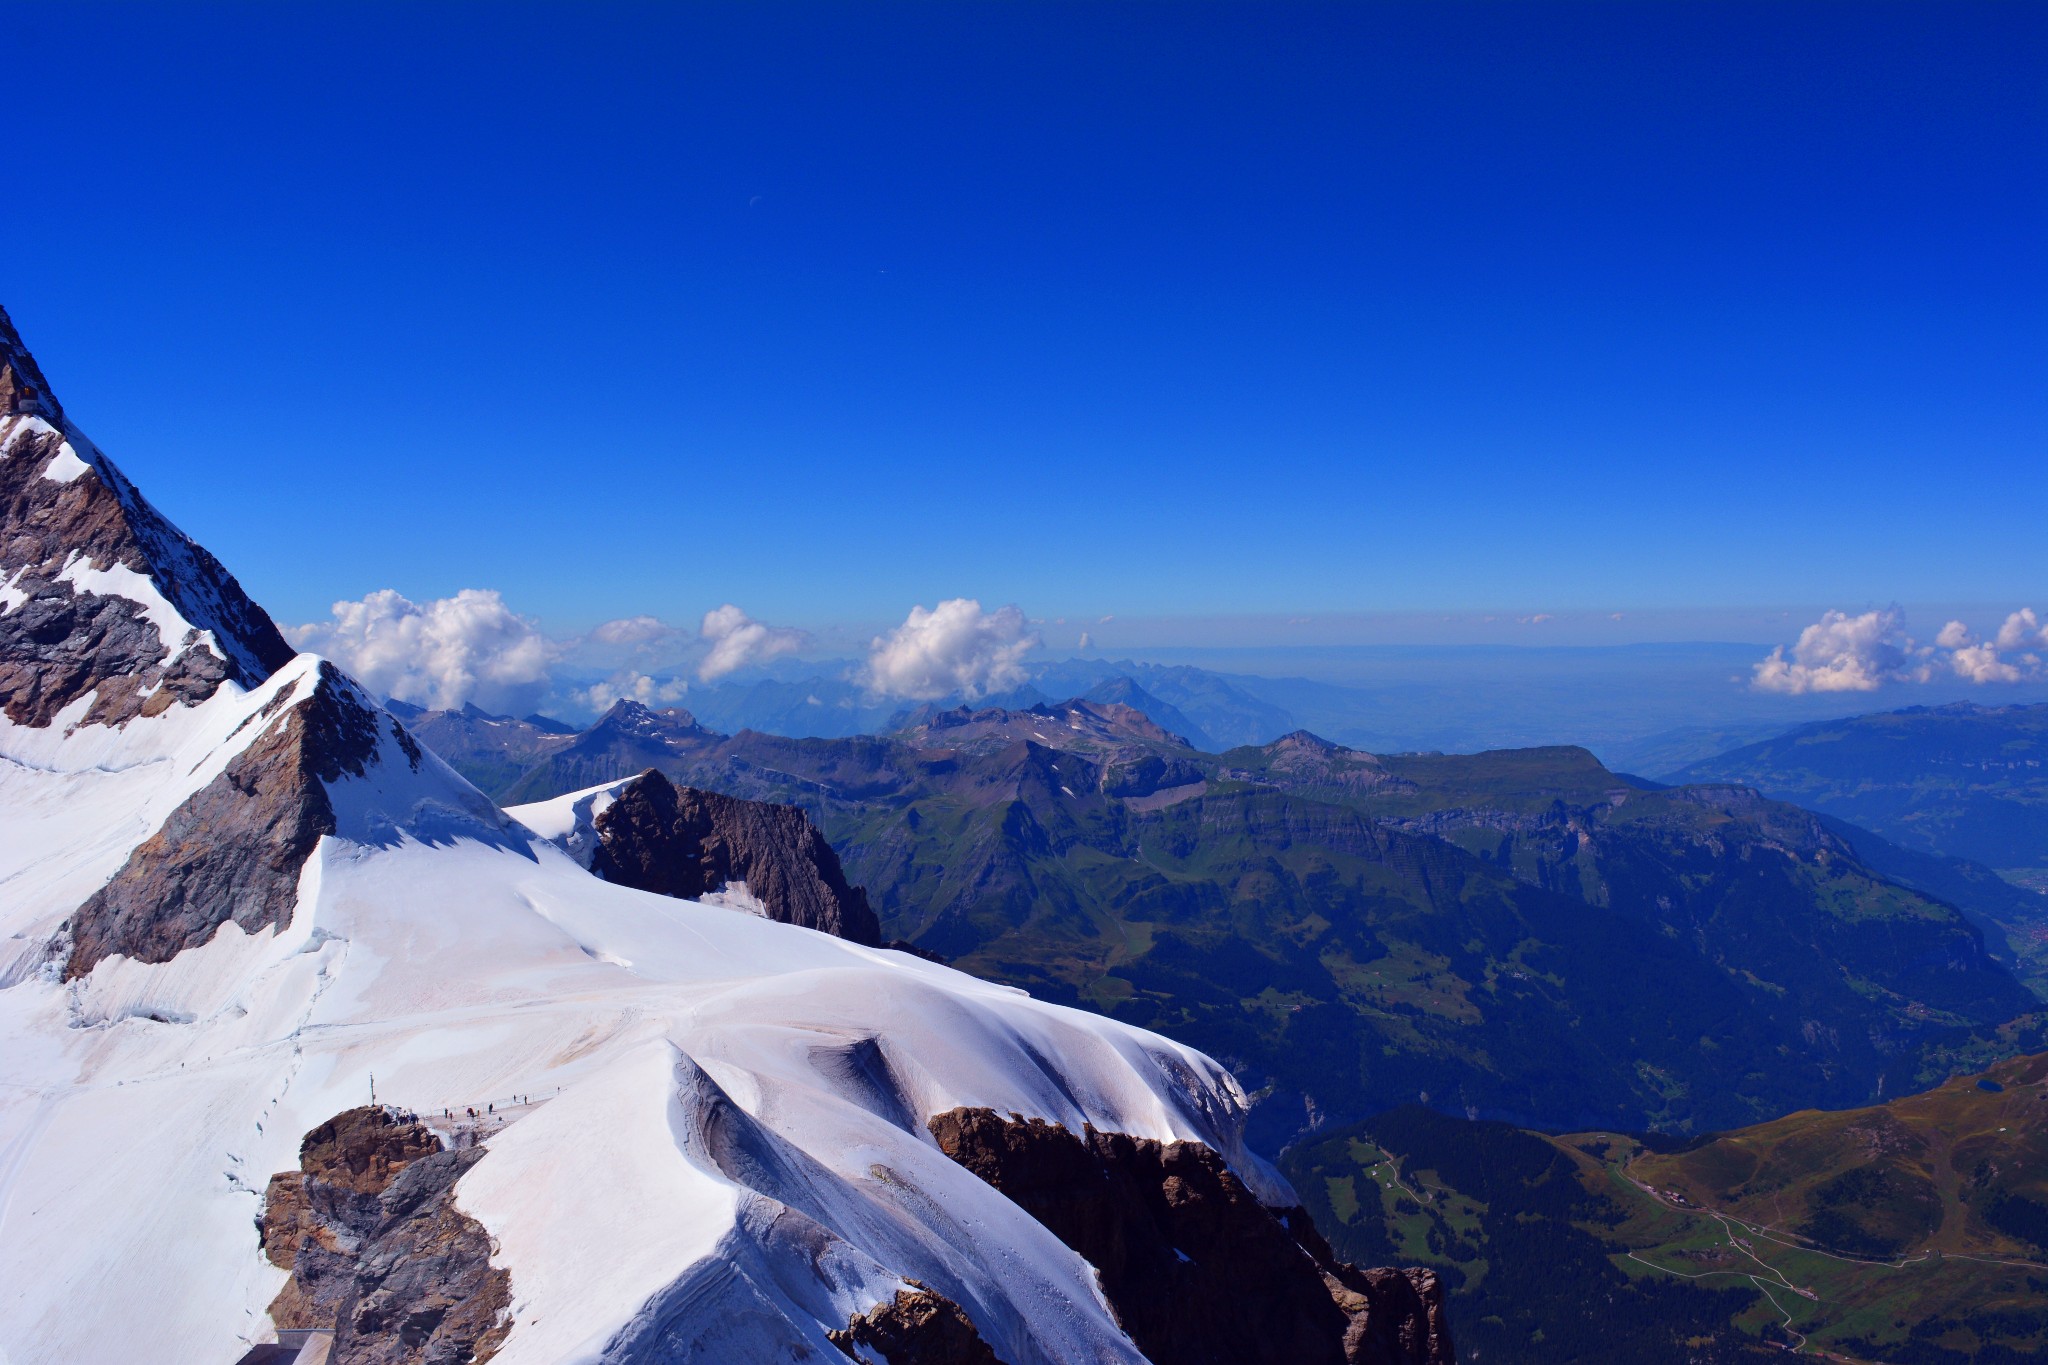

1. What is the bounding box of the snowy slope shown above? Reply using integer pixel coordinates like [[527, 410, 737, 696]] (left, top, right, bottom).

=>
[[506, 776, 625, 868], [0, 302, 1332, 1364], [0, 400, 1288, 1365], [0, 649, 1290, 1364]]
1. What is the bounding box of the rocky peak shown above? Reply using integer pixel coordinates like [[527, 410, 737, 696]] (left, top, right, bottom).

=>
[[62, 660, 403, 978], [1267, 730, 1355, 757], [0, 304, 295, 728], [595, 698, 715, 741], [586, 769, 882, 945], [0, 305, 62, 422]]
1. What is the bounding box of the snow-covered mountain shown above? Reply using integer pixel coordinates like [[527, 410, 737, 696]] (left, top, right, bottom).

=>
[[0, 307, 1448, 1365]]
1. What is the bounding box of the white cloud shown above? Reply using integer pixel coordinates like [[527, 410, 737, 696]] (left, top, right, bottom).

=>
[[697, 604, 809, 681], [1950, 641, 2022, 684], [587, 615, 673, 647], [863, 598, 1039, 701], [1995, 608, 2048, 652], [1751, 608, 1928, 694], [573, 670, 690, 713], [1755, 606, 2046, 695], [293, 588, 554, 714], [1936, 609, 2047, 684], [1077, 631, 1094, 649]]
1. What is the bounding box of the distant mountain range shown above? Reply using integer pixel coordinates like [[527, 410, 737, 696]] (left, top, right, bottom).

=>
[[398, 694, 2044, 1155], [606, 645, 2048, 774], [1670, 702, 2048, 886], [627, 658, 1300, 752]]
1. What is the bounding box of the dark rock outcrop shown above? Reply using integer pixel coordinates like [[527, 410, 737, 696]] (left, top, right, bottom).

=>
[[0, 305, 295, 728], [590, 769, 882, 945], [828, 1285, 1008, 1364], [63, 662, 395, 977], [261, 1107, 511, 1365], [927, 1107, 1452, 1365]]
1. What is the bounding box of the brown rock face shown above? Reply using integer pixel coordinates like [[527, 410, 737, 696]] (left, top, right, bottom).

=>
[[590, 769, 883, 945], [261, 1106, 512, 1365], [828, 1285, 1008, 1365], [0, 304, 295, 729], [927, 1108, 1453, 1365], [0, 303, 62, 422], [63, 662, 400, 978]]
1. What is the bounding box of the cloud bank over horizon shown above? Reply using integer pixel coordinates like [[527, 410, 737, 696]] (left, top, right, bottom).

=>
[[294, 589, 1049, 716], [1753, 607, 2048, 695], [293, 586, 2048, 726]]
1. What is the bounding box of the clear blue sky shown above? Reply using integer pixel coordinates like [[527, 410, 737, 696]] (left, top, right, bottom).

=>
[[7, 1, 2042, 638]]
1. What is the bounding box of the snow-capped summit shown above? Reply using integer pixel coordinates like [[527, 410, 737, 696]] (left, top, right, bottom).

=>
[[0, 305, 296, 731], [0, 309, 1449, 1365]]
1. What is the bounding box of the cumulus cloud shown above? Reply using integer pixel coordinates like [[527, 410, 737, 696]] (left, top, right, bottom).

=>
[[697, 604, 809, 681], [1936, 609, 2048, 685], [1997, 608, 2048, 652], [863, 598, 1039, 701], [1751, 608, 1928, 694], [573, 670, 690, 713], [293, 589, 554, 714], [1754, 606, 2047, 695]]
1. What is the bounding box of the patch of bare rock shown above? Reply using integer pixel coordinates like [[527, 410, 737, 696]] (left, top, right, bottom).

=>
[[260, 1106, 511, 1365], [927, 1106, 1453, 1365], [590, 768, 883, 945], [828, 1284, 1007, 1364], [63, 663, 400, 978]]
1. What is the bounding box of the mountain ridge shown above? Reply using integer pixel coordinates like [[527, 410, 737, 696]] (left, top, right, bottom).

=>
[[399, 688, 2040, 1152]]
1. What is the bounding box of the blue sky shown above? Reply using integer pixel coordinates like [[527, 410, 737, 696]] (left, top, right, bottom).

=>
[[7, 1, 2043, 648]]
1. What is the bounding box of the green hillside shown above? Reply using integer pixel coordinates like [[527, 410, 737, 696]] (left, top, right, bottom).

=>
[[1671, 702, 2048, 882], [431, 699, 2035, 1152], [1286, 1053, 2048, 1364]]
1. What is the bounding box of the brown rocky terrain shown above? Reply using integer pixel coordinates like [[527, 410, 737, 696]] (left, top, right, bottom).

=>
[[64, 662, 406, 977], [0, 305, 295, 729], [927, 1106, 1453, 1365], [828, 1285, 1008, 1364], [588, 769, 882, 945], [261, 1107, 511, 1365]]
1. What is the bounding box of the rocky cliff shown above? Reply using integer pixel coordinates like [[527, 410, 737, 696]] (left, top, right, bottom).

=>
[[928, 1107, 1453, 1365], [260, 1107, 511, 1365], [586, 769, 882, 945], [63, 662, 410, 977], [0, 304, 294, 729]]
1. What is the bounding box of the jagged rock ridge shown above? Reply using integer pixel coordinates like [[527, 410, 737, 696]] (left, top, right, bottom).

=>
[[0, 304, 294, 728], [928, 1107, 1453, 1365], [261, 1107, 511, 1365], [518, 767, 884, 945]]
